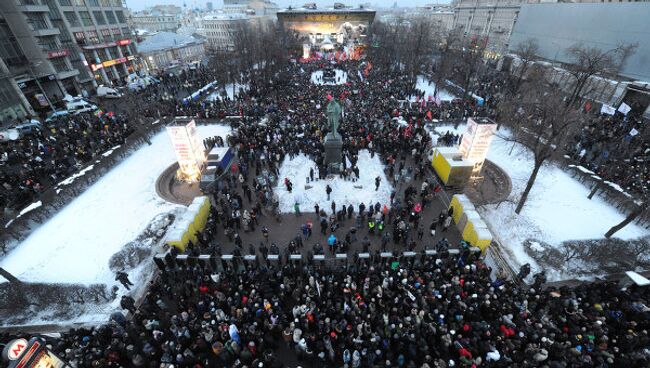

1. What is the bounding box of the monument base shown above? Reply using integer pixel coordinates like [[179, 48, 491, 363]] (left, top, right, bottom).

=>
[[324, 134, 343, 174]]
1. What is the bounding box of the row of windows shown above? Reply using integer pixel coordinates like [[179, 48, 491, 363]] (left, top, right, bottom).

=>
[[204, 23, 232, 30], [0, 21, 27, 67], [206, 31, 233, 38], [64, 9, 125, 27], [58, 0, 121, 7], [72, 27, 128, 45]]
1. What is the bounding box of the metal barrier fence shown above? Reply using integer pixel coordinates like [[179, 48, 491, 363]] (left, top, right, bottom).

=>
[[153, 247, 484, 274]]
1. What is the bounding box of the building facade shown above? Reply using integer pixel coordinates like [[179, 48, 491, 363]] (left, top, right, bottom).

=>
[[199, 14, 249, 51], [53, 0, 139, 90], [452, 0, 524, 57], [223, 0, 279, 16], [415, 4, 454, 32], [277, 5, 376, 49], [508, 2, 650, 117], [0, 0, 80, 118], [139, 32, 205, 72], [131, 13, 179, 32]]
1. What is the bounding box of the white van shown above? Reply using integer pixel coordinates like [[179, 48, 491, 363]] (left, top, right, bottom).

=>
[[96, 85, 123, 99], [63, 95, 98, 115]]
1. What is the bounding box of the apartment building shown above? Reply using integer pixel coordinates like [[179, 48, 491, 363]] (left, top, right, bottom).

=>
[[131, 12, 179, 32], [0, 0, 80, 117], [53, 0, 139, 89]]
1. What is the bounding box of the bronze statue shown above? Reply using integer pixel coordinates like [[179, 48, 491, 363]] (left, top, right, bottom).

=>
[[326, 99, 342, 138]]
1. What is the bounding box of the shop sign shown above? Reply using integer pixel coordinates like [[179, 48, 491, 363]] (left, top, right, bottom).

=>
[[47, 49, 70, 58]]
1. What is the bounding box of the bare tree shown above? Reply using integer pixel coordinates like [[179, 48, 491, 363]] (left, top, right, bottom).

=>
[[402, 17, 438, 85], [431, 29, 462, 99], [498, 70, 586, 214], [510, 38, 539, 95], [605, 201, 647, 238], [452, 35, 487, 101], [564, 43, 637, 107]]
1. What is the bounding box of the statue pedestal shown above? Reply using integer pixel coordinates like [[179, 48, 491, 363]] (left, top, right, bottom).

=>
[[324, 133, 343, 174]]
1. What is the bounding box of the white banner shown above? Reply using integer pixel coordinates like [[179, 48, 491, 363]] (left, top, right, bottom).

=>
[[618, 102, 631, 115], [600, 104, 616, 115]]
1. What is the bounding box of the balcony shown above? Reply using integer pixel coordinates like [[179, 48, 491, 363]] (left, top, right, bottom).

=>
[[56, 69, 79, 80], [20, 4, 49, 12], [33, 28, 61, 37]]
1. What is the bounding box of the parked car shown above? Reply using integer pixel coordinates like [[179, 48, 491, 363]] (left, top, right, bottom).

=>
[[62, 95, 99, 115], [45, 110, 70, 123], [96, 85, 123, 99], [12, 119, 42, 136]]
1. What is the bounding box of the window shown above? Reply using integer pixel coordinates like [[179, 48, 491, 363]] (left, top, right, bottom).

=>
[[58, 0, 72, 5], [88, 0, 99, 6], [87, 30, 99, 43], [79, 11, 93, 26], [28, 14, 49, 30], [72, 0, 85, 5], [64, 12, 80, 27], [0, 21, 27, 66], [115, 10, 125, 23], [53, 20, 72, 42], [40, 36, 59, 51], [121, 27, 130, 36], [105, 11, 116, 24], [93, 11, 106, 25], [51, 58, 69, 72], [111, 27, 120, 35]]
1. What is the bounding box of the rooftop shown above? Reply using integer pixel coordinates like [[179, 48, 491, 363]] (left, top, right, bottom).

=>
[[278, 6, 374, 13], [137, 32, 204, 53], [202, 13, 250, 20]]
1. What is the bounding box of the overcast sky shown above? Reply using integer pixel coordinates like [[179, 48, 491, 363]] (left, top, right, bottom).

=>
[[125, 0, 444, 12]]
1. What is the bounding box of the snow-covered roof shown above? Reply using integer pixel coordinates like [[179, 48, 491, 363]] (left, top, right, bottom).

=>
[[137, 32, 204, 53], [202, 13, 249, 21]]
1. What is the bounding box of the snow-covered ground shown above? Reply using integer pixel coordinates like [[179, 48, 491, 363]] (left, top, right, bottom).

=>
[[207, 83, 249, 101], [428, 124, 649, 280], [275, 150, 393, 213], [0, 124, 231, 286], [410, 75, 456, 102], [311, 69, 348, 85]]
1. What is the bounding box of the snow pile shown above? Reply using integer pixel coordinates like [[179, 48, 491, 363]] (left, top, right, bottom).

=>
[[101, 145, 121, 157], [0, 124, 232, 286], [410, 76, 456, 102], [428, 124, 649, 280], [275, 150, 393, 213], [58, 164, 95, 187], [310, 69, 348, 85]]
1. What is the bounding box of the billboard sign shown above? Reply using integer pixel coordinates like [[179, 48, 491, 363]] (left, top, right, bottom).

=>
[[459, 118, 497, 174], [3, 337, 69, 368], [166, 119, 206, 182]]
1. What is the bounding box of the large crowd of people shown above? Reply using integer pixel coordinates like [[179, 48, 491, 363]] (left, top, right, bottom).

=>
[[9, 250, 650, 367], [1, 53, 648, 368], [566, 113, 648, 198], [0, 111, 133, 214]]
